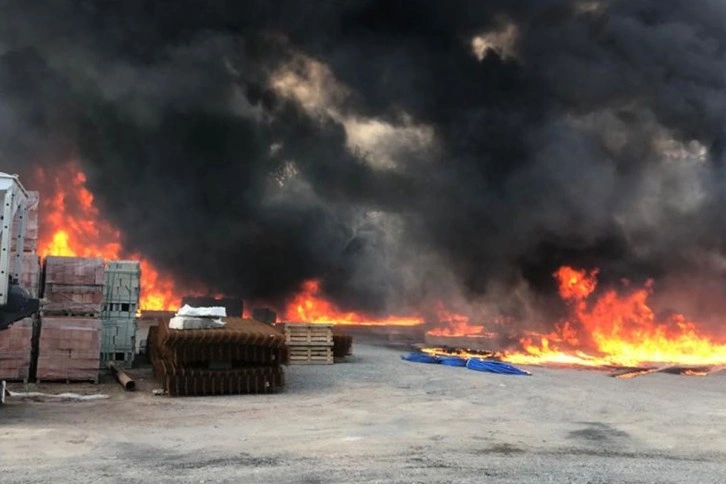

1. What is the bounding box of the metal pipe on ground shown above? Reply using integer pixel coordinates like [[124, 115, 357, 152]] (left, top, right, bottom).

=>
[[107, 362, 135, 391]]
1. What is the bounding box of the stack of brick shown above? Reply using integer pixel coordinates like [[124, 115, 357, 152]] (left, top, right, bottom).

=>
[[11, 191, 40, 296], [1, 191, 42, 381], [11, 191, 39, 254], [0, 317, 34, 381], [149, 317, 287, 397], [37, 257, 104, 382], [101, 261, 140, 368], [36, 317, 102, 383], [19, 253, 41, 297], [42, 256, 104, 316]]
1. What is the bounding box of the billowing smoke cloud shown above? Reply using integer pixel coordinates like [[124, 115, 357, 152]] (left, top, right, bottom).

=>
[[1, 1, 725, 320]]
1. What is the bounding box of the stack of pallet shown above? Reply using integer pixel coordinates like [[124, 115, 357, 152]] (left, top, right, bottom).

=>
[[101, 261, 140, 368], [285, 324, 334, 365], [149, 317, 287, 397], [37, 257, 104, 382], [19, 253, 41, 297], [333, 333, 354, 359]]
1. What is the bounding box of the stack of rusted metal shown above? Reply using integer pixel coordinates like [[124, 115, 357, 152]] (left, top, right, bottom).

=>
[[37, 257, 104, 382], [149, 317, 287, 396]]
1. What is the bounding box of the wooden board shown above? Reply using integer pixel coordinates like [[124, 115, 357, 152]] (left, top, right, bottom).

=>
[[284, 324, 333, 347], [288, 346, 334, 365]]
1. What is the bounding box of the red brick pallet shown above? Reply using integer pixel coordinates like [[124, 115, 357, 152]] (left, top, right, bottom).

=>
[[36, 316, 101, 383], [43, 256, 105, 285], [41, 284, 103, 316], [0, 318, 33, 381]]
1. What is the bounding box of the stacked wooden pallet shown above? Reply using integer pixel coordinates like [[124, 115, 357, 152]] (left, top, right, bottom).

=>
[[284, 324, 334, 365], [37, 257, 104, 382]]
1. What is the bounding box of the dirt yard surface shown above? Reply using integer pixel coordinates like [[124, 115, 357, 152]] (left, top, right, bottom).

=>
[[1, 344, 725, 483]]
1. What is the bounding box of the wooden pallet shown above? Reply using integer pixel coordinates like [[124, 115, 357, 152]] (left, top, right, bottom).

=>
[[284, 324, 333, 347], [288, 346, 334, 365], [35, 375, 100, 384]]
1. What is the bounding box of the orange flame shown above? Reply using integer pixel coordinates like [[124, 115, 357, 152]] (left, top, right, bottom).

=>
[[34, 163, 181, 311], [506, 266, 726, 367], [283, 279, 424, 326], [426, 303, 492, 337]]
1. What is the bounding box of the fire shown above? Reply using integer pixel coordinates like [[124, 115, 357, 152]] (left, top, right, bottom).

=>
[[506, 266, 726, 367], [34, 163, 181, 311], [283, 279, 424, 326], [426, 304, 492, 337]]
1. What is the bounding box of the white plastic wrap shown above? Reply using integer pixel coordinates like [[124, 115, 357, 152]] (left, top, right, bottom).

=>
[[168, 316, 226, 330], [176, 305, 227, 318]]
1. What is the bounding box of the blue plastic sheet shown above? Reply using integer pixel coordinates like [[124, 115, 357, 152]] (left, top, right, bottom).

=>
[[466, 358, 531, 375], [401, 352, 440, 364], [438, 356, 467, 367]]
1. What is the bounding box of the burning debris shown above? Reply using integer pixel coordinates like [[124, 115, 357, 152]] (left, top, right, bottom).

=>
[[34, 164, 181, 311], [507, 267, 726, 368], [3, 2, 726, 375]]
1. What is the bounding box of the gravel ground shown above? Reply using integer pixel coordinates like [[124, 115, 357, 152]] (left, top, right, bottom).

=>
[[1, 343, 725, 483]]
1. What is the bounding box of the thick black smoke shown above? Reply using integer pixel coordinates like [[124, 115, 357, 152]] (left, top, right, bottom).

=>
[[1, 1, 725, 320]]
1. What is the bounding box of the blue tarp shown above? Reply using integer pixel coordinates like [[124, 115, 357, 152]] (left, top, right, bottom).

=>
[[401, 353, 532, 376], [400, 352, 440, 364], [466, 358, 531, 376], [438, 356, 467, 367]]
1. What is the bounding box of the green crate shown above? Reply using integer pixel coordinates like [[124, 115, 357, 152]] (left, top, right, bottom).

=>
[[100, 351, 134, 369], [101, 318, 137, 354]]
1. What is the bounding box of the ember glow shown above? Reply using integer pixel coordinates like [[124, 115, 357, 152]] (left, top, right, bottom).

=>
[[506, 266, 726, 367], [283, 280, 424, 326], [35, 163, 181, 311]]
